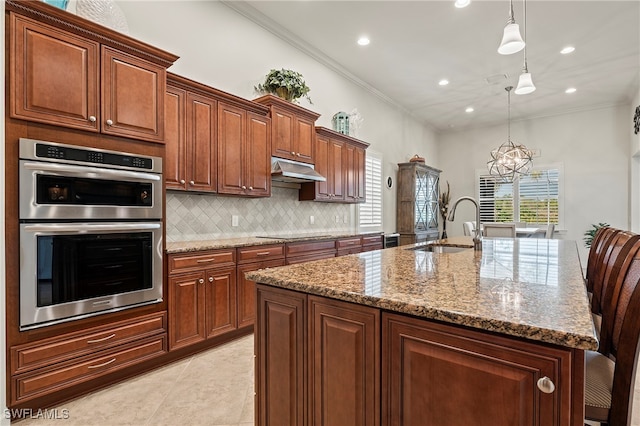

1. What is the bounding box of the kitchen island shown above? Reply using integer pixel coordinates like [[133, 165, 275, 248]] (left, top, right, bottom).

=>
[[247, 236, 598, 426]]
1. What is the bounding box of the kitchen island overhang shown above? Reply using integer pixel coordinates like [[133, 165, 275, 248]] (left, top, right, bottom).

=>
[[249, 237, 598, 426]]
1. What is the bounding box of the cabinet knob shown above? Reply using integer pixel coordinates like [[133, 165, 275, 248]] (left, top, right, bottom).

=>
[[291, 151, 296, 155], [198, 278, 204, 284], [297, 153, 301, 157], [106, 119, 113, 126], [537, 377, 555, 394], [242, 185, 247, 190], [88, 115, 97, 123], [189, 181, 195, 185], [208, 276, 214, 283], [180, 179, 186, 184], [249, 186, 253, 190]]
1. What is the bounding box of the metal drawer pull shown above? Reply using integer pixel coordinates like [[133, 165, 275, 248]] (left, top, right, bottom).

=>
[[208, 277, 214, 282], [88, 357, 116, 369], [256, 252, 271, 256], [537, 376, 555, 394], [197, 258, 216, 263], [198, 278, 204, 284], [87, 333, 116, 344]]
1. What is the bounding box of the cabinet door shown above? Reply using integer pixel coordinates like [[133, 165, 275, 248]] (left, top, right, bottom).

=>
[[314, 135, 331, 200], [246, 112, 272, 197], [308, 296, 380, 426], [271, 107, 296, 160], [237, 259, 285, 329], [101, 47, 165, 143], [330, 140, 345, 201], [294, 117, 315, 163], [10, 15, 99, 131], [165, 85, 187, 190], [383, 313, 571, 426], [355, 146, 366, 202], [186, 93, 217, 192], [204, 266, 237, 338], [256, 285, 306, 426], [217, 102, 246, 195], [169, 271, 206, 350]]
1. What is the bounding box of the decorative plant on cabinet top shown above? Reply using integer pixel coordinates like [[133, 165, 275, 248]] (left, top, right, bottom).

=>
[[255, 69, 312, 104]]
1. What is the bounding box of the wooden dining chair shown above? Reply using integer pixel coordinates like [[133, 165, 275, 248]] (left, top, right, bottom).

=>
[[586, 227, 621, 294], [482, 222, 516, 238], [585, 238, 640, 425]]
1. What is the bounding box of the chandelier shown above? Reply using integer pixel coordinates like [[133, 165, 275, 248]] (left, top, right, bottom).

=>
[[487, 86, 533, 182]]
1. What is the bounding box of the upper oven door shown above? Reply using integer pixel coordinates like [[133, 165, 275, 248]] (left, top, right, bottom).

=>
[[20, 160, 163, 220]]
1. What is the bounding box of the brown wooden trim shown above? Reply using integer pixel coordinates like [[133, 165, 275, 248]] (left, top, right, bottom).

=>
[[253, 93, 321, 121], [315, 126, 369, 148]]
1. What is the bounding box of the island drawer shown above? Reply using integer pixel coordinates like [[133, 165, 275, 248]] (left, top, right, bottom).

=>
[[169, 249, 236, 273], [13, 334, 167, 403], [11, 312, 167, 375], [335, 237, 362, 250], [286, 240, 336, 258], [237, 244, 285, 263], [361, 235, 383, 247]]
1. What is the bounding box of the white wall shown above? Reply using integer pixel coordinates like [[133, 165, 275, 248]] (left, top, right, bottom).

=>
[[630, 76, 640, 233], [438, 105, 630, 262], [115, 0, 438, 234]]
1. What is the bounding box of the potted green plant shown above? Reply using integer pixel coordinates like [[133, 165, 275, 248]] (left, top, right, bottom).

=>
[[255, 68, 312, 104], [583, 222, 609, 248]]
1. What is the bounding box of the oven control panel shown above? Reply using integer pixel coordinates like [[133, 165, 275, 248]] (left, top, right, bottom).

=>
[[35, 143, 153, 170]]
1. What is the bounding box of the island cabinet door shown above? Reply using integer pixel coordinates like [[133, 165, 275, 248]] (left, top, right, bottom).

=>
[[382, 313, 577, 426], [308, 296, 380, 426], [256, 285, 307, 426]]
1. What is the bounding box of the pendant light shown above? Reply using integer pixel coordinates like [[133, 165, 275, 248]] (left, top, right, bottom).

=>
[[498, 0, 525, 55], [515, 0, 536, 94], [487, 87, 533, 183]]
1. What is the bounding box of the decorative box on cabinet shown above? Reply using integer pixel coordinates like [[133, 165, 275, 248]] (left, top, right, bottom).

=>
[[167, 249, 237, 350], [8, 1, 178, 143], [299, 127, 369, 203], [396, 162, 441, 245], [253, 94, 320, 164], [10, 312, 167, 405]]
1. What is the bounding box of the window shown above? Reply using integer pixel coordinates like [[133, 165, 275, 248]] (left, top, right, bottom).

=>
[[477, 165, 562, 226], [359, 151, 383, 230]]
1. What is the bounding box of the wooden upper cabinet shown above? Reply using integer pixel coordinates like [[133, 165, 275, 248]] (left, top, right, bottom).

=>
[[245, 112, 271, 197], [186, 92, 217, 192], [8, 5, 178, 143], [10, 14, 100, 132], [254, 94, 320, 164], [164, 85, 187, 190], [345, 143, 367, 203], [101, 47, 165, 143]]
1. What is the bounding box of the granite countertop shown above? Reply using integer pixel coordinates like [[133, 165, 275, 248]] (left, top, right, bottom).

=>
[[247, 236, 599, 350], [165, 231, 383, 254]]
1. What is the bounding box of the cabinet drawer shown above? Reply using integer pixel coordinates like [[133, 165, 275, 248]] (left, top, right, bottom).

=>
[[336, 237, 362, 250], [169, 249, 236, 273], [12, 312, 166, 375], [337, 247, 362, 257], [13, 334, 167, 403], [286, 252, 337, 265], [237, 244, 285, 264], [286, 240, 336, 257], [361, 235, 383, 246]]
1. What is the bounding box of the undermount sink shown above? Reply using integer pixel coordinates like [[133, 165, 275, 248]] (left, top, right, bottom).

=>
[[410, 245, 471, 254]]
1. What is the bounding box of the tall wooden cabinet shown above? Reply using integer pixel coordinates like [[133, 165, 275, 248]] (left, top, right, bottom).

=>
[[396, 162, 441, 245]]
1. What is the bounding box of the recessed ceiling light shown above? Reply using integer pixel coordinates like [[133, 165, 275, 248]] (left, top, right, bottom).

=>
[[465, 107, 474, 113], [438, 79, 449, 86], [560, 46, 575, 54], [357, 37, 370, 46], [454, 0, 471, 8], [565, 87, 577, 94]]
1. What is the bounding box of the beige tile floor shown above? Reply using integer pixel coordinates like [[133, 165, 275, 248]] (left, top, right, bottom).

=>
[[12, 333, 640, 425], [16, 334, 255, 426]]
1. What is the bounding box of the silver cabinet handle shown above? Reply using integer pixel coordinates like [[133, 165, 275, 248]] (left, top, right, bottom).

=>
[[190, 180, 195, 185], [297, 153, 301, 157], [242, 185, 247, 190], [87, 333, 116, 344], [88, 357, 116, 369], [249, 186, 253, 190], [291, 151, 296, 155], [537, 376, 555, 394], [106, 119, 113, 126], [198, 278, 204, 284], [23, 161, 160, 182], [89, 115, 97, 123], [208, 276, 214, 282], [180, 179, 185, 184]]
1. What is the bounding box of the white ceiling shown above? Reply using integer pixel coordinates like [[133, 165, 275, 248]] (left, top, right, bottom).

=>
[[225, 0, 640, 132]]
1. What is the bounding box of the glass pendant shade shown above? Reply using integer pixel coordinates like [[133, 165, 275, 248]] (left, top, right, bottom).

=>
[[498, 23, 525, 55], [515, 71, 536, 94]]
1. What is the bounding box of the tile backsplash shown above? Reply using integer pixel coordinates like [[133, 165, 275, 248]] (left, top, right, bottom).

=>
[[166, 186, 353, 242]]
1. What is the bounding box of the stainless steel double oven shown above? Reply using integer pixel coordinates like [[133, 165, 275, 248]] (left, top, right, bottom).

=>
[[19, 138, 163, 330]]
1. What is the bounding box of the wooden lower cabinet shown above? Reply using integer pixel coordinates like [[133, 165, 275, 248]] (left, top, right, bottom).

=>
[[255, 286, 584, 426], [237, 259, 285, 329]]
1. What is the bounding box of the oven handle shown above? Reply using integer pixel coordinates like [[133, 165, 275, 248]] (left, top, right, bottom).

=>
[[23, 223, 161, 232], [22, 161, 161, 182]]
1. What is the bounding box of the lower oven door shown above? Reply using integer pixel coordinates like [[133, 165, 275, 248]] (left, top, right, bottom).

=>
[[20, 222, 163, 330]]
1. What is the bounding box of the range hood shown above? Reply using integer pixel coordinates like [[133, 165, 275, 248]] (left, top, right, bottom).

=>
[[271, 157, 326, 183]]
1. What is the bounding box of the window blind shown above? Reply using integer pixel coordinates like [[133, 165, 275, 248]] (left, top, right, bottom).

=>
[[360, 154, 382, 227]]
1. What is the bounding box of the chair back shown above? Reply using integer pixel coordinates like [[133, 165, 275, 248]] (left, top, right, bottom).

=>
[[462, 221, 474, 236], [596, 239, 640, 424], [482, 223, 516, 238], [544, 224, 555, 239], [586, 227, 620, 293]]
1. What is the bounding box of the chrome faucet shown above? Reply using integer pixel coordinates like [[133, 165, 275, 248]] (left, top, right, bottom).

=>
[[448, 196, 482, 251]]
